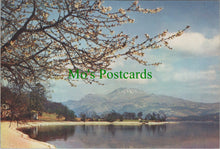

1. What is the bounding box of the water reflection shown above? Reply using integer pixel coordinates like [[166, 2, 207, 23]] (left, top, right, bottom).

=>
[[79, 125, 161, 137], [19, 122, 219, 148], [80, 125, 98, 136], [145, 125, 166, 135], [20, 125, 75, 141]]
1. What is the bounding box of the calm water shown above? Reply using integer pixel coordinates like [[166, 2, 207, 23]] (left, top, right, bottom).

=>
[[20, 122, 219, 148]]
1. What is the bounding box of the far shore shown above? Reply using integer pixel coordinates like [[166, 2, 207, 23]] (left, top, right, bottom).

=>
[[1, 120, 178, 148], [16, 120, 179, 128]]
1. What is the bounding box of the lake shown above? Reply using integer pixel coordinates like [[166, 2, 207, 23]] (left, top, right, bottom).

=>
[[19, 122, 219, 148]]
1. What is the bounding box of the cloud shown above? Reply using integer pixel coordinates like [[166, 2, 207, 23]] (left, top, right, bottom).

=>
[[206, 85, 220, 89], [173, 69, 216, 82], [154, 63, 174, 82], [169, 32, 220, 56], [117, 77, 157, 85], [154, 63, 217, 83], [156, 63, 173, 72]]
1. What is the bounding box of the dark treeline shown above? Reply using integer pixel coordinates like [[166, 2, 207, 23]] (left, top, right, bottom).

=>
[[144, 111, 167, 121], [1, 85, 76, 121], [79, 110, 167, 122], [177, 113, 219, 122]]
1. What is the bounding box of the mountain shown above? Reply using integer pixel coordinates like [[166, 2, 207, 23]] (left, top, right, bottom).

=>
[[107, 88, 146, 100], [62, 88, 219, 117]]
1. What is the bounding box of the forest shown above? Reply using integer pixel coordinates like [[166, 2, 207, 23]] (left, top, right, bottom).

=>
[[1, 85, 76, 121]]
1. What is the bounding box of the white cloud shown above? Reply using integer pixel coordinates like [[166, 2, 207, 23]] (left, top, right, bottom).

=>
[[207, 85, 220, 89], [117, 77, 157, 84], [156, 63, 173, 72], [154, 64, 217, 83], [154, 63, 174, 82], [169, 32, 220, 56], [173, 69, 216, 82]]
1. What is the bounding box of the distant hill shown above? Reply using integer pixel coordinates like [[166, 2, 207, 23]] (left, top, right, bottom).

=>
[[63, 88, 219, 117]]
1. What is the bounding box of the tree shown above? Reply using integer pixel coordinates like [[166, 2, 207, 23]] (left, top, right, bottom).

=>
[[145, 111, 167, 121], [152, 112, 157, 121], [1, 86, 32, 121], [145, 113, 152, 121], [1, 0, 189, 88], [158, 110, 166, 121], [29, 83, 47, 112], [80, 113, 86, 122], [89, 111, 100, 121], [44, 100, 76, 120], [119, 115, 123, 121], [64, 108, 76, 121], [123, 112, 136, 120], [104, 110, 121, 122], [137, 111, 143, 119]]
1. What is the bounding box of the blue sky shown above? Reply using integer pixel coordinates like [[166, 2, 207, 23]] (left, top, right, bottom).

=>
[[50, 1, 219, 103]]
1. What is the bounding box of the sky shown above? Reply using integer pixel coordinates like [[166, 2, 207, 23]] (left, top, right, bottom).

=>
[[49, 0, 220, 103]]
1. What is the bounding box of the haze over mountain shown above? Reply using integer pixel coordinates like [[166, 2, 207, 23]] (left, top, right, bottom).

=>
[[63, 88, 219, 117]]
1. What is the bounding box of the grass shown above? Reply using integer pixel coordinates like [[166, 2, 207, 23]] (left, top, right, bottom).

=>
[[38, 112, 65, 121], [117, 119, 140, 122]]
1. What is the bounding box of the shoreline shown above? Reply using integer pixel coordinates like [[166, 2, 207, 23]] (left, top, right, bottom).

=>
[[17, 121, 179, 128], [1, 121, 178, 148], [1, 121, 56, 148]]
